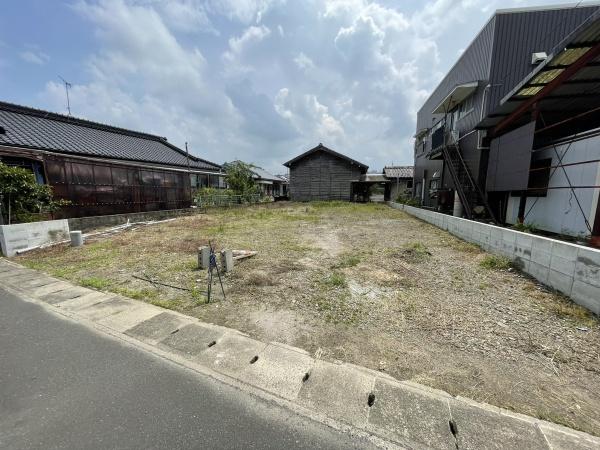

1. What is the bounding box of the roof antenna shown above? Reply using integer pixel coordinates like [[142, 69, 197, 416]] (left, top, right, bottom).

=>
[[58, 76, 72, 116]]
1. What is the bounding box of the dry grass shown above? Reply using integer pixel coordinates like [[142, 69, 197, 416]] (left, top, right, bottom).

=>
[[16, 201, 600, 436]]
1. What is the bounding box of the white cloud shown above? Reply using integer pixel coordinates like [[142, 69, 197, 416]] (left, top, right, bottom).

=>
[[20, 49, 49, 65], [31, 0, 554, 173]]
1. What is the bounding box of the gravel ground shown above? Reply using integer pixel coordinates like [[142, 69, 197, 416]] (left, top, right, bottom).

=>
[[17, 202, 600, 435]]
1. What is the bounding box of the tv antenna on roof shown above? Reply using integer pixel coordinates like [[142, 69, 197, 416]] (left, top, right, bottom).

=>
[[58, 75, 72, 116]]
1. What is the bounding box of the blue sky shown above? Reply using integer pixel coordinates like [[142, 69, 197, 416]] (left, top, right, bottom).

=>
[[1, 0, 573, 173]]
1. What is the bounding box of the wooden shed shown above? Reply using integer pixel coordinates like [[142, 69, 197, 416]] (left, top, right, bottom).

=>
[[283, 144, 368, 201]]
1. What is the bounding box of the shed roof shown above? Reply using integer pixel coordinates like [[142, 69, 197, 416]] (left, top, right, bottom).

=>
[[0, 101, 221, 171], [283, 143, 368, 171], [384, 166, 414, 179]]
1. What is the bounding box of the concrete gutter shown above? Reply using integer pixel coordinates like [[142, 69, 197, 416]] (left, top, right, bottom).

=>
[[1, 259, 598, 450]]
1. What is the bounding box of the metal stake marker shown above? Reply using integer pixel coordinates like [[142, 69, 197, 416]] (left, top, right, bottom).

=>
[[206, 241, 226, 303]]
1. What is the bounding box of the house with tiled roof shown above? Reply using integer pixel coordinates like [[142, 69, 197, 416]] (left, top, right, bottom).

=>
[[0, 101, 223, 218], [383, 165, 414, 200]]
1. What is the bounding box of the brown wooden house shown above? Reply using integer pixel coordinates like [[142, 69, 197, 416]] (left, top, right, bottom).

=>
[[0, 101, 223, 218], [283, 144, 368, 201]]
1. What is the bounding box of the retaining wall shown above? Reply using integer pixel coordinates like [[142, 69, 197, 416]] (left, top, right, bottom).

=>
[[67, 208, 198, 232], [0, 219, 70, 257], [389, 202, 600, 315]]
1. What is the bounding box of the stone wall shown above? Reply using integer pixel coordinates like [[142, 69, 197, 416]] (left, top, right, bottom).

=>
[[389, 202, 600, 315]]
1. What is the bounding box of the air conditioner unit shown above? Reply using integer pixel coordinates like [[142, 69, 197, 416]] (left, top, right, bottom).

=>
[[531, 52, 547, 65]]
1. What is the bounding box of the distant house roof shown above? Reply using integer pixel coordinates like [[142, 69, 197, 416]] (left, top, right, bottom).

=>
[[283, 143, 369, 171], [0, 101, 221, 171], [250, 165, 285, 182], [384, 166, 414, 179], [359, 173, 388, 183]]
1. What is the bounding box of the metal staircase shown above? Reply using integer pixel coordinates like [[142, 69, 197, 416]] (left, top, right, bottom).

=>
[[441, 135, 498, 223]]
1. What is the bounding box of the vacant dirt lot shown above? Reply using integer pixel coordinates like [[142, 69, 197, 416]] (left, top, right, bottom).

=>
[[18, 202, 600, 435]]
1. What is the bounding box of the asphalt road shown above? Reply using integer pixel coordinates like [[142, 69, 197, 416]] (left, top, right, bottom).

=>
[[0, 288, 376, 450]]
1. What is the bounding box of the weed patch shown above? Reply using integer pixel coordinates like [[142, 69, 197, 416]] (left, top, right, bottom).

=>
[[79, 277, 111, 290], [480, 255, 512, 270]]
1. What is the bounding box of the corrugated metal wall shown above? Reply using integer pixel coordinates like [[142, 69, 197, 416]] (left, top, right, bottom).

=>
[[487, 5, 599, 109], [416, 17, 496, 133], [289, 151, 364, 201]]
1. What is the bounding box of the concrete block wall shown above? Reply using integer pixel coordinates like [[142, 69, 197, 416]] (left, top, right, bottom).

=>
[[0, 220, 70, 257], [389, 202, 600, 315], [67, 208, 197, 232]]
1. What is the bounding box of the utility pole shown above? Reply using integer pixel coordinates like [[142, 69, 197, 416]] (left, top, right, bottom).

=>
[[58, 76, 72, 116]]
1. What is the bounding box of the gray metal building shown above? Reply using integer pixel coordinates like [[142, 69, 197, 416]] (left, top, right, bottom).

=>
[[283, 144, 368, 201], [413, 3, 600, 244]]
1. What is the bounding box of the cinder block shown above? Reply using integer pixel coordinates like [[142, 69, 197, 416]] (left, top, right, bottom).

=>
[[526, 261, 549, 284], [571, 281, 600, 315], [547, 269, 574, 296], [574, 248, 600, 288], [550, 254, 576, 277]]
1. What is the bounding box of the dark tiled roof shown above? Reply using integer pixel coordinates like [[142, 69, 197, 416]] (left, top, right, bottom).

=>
[[283, 143, 369, 171], [384, 166, 414, 178], [0, 101, 221, 171]]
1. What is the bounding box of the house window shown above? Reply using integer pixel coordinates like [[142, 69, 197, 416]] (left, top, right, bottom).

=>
[[528, 157, 551, 197], [407, 179, 413, 189]]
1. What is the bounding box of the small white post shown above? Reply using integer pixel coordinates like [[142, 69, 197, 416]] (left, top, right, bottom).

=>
[[70, 231, 84, 247]]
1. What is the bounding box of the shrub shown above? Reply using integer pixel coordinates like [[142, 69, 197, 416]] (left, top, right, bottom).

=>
[[0, 162, 69, 224], [396, 193, 420, 207]]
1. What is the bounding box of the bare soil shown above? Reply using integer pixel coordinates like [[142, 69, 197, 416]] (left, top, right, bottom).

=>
[[17, 202, 600, 435]]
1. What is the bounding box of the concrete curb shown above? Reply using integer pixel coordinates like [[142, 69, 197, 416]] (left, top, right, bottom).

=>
[[1, 259, 599, 450]]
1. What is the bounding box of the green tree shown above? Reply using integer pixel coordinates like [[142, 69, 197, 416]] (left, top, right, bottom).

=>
[[0, 162, 68, 224], [222, 161, 260, 201]]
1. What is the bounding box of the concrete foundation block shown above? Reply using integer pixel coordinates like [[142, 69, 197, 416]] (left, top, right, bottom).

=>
[[449, 398, 547, 450], [220, 249, 233, 272], [297, 360, 375, 428], [194, 332, 268, 379], [547, 269, 574, 296], [571, 281, 600, 315], [538, 422, 600, 450], [198, 246, 210, 270], [574, 248, 600, 288], [75, 297, 136, 321], [29, 281, 73, 298], [125, 312, 193, 345], [44, 286, 96, 305], [97, 305, 162, 332], [239, 342, 314, 401], [54, 291, 112, 311], [368, 378, 455, 449], [159, 323, 225, 359]]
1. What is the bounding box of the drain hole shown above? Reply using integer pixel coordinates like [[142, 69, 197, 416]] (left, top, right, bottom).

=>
[[449, 419, 458, 436], [250, 355, 259, 364], [170, 328, 180, 335], [207, 340, 216, 347], [367, 393, 376, 407], [302, 372, 310, 383]]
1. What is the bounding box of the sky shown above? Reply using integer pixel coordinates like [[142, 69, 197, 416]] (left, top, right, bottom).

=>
[[0, 0, 575, 173]]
